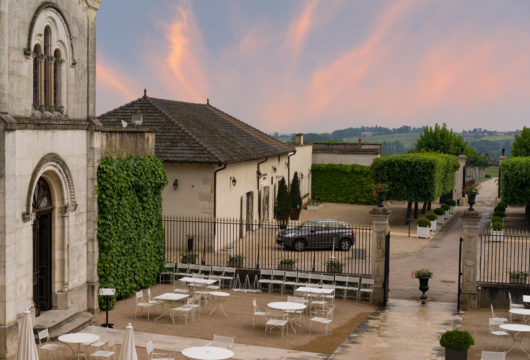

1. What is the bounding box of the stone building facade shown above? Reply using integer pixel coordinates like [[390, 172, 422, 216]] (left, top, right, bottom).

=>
[[0, 1, 103, 358]]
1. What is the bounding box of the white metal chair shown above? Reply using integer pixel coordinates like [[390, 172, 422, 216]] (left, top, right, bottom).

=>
[[183, 295, 201, 319], [481, 351, 506, 360], [159, 262, 175, 284], [270, 270, 285, 293], [207, 335, 235, 349], [89, 337, 116, 359], [287, 296, 306, 319], [265, 310, 289, 336], [282, 271, 298, 294], [220, 266, 236, 288], [258, 269, 273, 291], [207, 276, 221, 290], [489, 317, 510, 350], [309, 305, 334, 335], [147, 288, 163, 312], [146, 340, 174, 360], [508, 292, 525, 321], [188, 264, 201, 274], [135, 291, 155, 320], [199, 265, 211, 276], [296, 272, 311, 286], [170, 305, 194, 325], [252, 298, 268, 329], [175, 263, 189, 278], [309, 273, 323, 285], [490, 304, 507, 324], [38, 328, 64, 359], [359, 278, 374, 301]]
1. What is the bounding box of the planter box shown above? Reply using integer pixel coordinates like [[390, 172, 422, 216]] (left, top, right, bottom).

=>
[[445, 210, 451, 218], [307, 204, 323, 210], [326, 265, 343, 273], [430, 220, 437, 232], [445, 348, 468, 360], [227, 261, 243, 268], [437, 215, 445, 225], [491, 230, 504, 242], [450, 206, 455, 213], [509, 277, 527, 285], [278, 263, 294, 271], [417, 226, 430, 239]]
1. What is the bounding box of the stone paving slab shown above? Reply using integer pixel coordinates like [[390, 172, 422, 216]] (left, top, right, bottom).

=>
[[329, 299, 463, 360], [82, 325, 328, 360]]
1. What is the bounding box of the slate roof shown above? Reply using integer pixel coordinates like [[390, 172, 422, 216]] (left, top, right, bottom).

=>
[[98, 96, 294, 164]]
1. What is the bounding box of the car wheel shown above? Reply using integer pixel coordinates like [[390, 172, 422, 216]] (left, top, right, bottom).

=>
[[293, 239, 306, 251], [339, 238, 351, 251]]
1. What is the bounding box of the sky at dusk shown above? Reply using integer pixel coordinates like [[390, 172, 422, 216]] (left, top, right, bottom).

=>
[[96, 0, 530, 133]]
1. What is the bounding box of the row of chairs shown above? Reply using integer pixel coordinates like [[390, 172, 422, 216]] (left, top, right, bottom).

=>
[[160, 262, 236, 288], [257, 270, 373, 301]]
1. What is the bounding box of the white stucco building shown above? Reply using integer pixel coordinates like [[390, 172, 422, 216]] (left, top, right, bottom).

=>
[[312, 142, 381, 166]]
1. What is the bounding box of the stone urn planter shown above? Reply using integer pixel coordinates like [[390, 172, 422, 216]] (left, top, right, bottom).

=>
[[467, 192, 477, 211], [227, 255, 244, 268], [278, 263, 295, 271], [326, 261, 343, 273], [181, 255, 198, 264], [509, 277, 527, 285], [418, 276, 431, 304]]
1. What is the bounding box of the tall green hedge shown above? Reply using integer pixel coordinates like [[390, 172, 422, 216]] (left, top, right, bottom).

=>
[[97, 156, 168, 309], [501, 157, 530, 206], [311, 164, 375, 204], [371, 153, 459, 202]]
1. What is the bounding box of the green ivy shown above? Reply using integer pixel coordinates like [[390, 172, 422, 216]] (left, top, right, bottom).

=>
[[311, 164, 375, 205], [500, 157, 530, 206], [97, 156, 168, 309]]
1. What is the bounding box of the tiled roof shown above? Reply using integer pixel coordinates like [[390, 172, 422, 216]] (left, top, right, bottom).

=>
[[98, 96, 294, 164], [312, 142, 381, 155]]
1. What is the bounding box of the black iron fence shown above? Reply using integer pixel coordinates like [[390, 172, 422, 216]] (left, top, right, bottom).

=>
[[478, 229, 530, 284], [162, 216, 372, 276]]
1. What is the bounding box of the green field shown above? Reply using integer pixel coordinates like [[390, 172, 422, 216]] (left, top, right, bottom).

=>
[[362, 133, 421, 149], [485, 166, 499, 178]]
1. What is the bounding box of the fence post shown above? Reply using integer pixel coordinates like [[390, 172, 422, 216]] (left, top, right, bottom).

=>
[[460, 211, 481, 310], [370, 206, 391, 306]]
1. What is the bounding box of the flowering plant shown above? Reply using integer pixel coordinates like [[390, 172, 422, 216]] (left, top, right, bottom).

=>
[[464, 182, 480, 194], [508, 269, 528, 278], [372, 182, 392, 195], [411, 269, 432, 278]]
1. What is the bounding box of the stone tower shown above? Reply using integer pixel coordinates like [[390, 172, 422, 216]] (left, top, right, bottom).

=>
[[0, 1, 102, 357]]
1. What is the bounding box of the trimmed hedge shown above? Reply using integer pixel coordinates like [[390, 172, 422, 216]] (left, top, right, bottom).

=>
[[500, 157, 530, 206], [426, 213, 437, 221], [311, 164, 375, 204], [97, 156, 168, 309], [417, 218, 431, 227], [371, 153, 459, 202]]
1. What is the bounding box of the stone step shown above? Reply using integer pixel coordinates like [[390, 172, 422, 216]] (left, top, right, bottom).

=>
[[48, 312, 93, 340], [33, 309, 93, 340]]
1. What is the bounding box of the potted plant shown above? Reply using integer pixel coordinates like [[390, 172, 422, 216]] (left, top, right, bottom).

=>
[[274, 178, 292, 229], [371, 182, 391, 207], [434, 208, 445, 225], [412, 269, 432, 304], [493, 209, 505, 219], [441, 204, 451, 218], [426, 213, 437, 231], [446, 199, 456, 213], [464, 182, 480, 211], [439, 329, 474, 360], [290, 172, 302, 220], [278, 258, 295, 271], [491, 221, 505, 242], [227, 255, 244, 268], [181, 252, 198, 264], [491, 216, 503, 224], [508, 269, 528, 285], [326, 260, 343, 273], [417, 218, 431, 239]]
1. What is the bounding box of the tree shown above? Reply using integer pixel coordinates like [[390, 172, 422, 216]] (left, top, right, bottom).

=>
[[511, 126, 530, 157], [290, 172, 302, 208], [274, 178, 292, 218]]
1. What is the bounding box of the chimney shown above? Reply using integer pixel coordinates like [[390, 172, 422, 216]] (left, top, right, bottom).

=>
[[295, 133, 304, 145]]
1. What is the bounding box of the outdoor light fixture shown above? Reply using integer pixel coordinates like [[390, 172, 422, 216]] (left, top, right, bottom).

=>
[[230, 177, 237, 186], [173, 179, 179, 190], [272, 166, 277, 173]]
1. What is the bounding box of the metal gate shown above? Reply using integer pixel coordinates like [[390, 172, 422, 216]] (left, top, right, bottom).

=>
[[383, 230, 390, 306]]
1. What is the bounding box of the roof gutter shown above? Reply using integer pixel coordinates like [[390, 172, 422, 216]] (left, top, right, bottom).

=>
[[213, 163, 227, 219], [257, 157, 268, 221], [287, 150, 297, 189]]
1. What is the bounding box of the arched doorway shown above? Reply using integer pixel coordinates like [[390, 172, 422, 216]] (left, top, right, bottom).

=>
[[33, 178, 53, 313]]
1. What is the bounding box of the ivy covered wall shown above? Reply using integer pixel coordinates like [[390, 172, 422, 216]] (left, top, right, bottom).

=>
[[97, 156, 168, 309]]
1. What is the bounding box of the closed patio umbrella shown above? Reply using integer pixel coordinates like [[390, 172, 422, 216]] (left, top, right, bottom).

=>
[[119, 323, 138, 360], [16, 309, 39, 360]]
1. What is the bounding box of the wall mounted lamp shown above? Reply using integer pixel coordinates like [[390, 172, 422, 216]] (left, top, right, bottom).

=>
[[272, 166, 277, 173], [230, 177, 237, 186], [173, 179, 179, 190]]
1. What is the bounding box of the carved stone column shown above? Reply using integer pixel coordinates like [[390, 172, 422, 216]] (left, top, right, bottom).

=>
[[456, 154, 466, 204], [56, 59, 64, 113], [46, 56, 54, 112], [370, 206, 391, 305], [460, 211, 481, 310], [38, 55, 45, 111]]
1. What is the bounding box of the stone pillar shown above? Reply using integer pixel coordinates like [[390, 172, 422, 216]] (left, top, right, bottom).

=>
[[455, 155, 466, 205], [46, 57, 55, 111], [56, 59, 64, 113], [0, 0, 8, 113], [370, 206, 391, 306], [460, 211, 481, 310], [38, 55, 45, 111]]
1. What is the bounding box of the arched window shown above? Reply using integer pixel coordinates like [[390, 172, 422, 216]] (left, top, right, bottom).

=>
[[32, 44, 41, 109], [43, 27, 51, 108]]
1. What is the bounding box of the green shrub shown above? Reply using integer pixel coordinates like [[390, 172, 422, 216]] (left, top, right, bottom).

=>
[[491, 216, 503, 224], [290, 172, 302, 208], [97, 156, 168, 309], [311, 164, 375, 204], [491, 222, 505, 231], [417, 218, 431, 227], [445, 199, 456, 206], [434, 208, 444, 215], [275, 178, 292, 217], [228, 255, 244, 262], [426, 213, 437, 221], [441, 204, 450, 211], [326, 260, 343, 267], [501, 157, 530, 206], [493, 210, 505, 218], [440, 330, 474, 350], [279, 258, 295, 265], [497, 200, 507, 209]]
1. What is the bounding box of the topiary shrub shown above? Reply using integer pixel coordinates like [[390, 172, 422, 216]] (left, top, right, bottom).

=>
[[434, 208, 444, 215], [497, 200, 507, 209], [417, 218, 431, 227], [426, 213, 437, 221], [440, 329, 474, 350], [275, 177, 292, 218], [441, 204, 450, 211], [491, 216, 503, 224], [492, 222, 505, 231], [493, 209, 505, 218], [445, 199, 456, 206], [290, 172, 302, 209]]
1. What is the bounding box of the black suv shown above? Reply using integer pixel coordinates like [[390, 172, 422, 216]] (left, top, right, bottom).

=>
[[276, 219, 355, 251]]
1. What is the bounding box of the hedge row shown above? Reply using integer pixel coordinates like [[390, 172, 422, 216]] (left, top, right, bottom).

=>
[[97, 156, 168, 309], [500, 157, 530, 206], [371, 153, 459, 202], [311, 164, 376, 204]]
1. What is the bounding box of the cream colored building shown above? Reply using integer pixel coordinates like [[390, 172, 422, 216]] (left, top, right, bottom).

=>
[[99, 98, 313, 230], [312, 142, 381, 166]]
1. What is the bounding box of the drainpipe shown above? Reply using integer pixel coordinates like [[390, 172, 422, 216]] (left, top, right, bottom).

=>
[[257, 158, 267, 221], [287, 150, 297, 189], [213, 163, 227, 219]]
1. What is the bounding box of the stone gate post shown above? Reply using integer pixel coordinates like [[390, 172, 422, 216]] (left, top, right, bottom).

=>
[[460, 211, 481, 310], [370, 206, 391, 305]]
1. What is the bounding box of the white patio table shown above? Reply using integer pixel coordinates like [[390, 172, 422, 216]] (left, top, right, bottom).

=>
[[58, 332, 100, 359], [179, 277, 218, 286], [208, 291, 230, 317], [153, 292, 189, 320], [267, 302, 307, 334], [500, 323, 530, 357], [182, 345, 234, 360], [510, 308, 530, 324]]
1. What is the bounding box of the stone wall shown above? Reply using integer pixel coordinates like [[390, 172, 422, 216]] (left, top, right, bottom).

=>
[[465, 166, 486, 182], [100, 128, 155, 158]]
